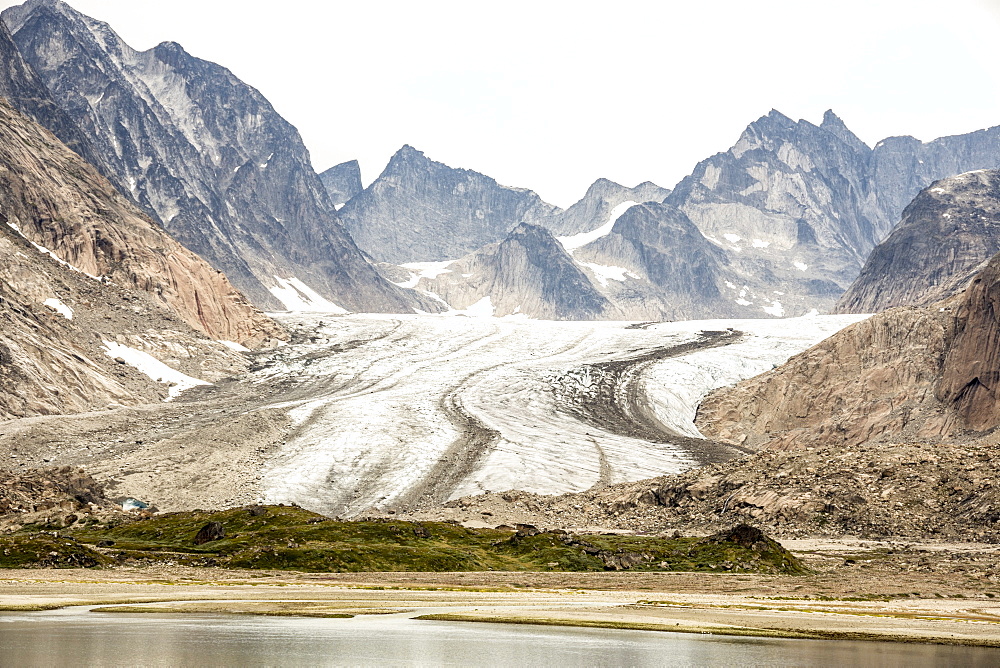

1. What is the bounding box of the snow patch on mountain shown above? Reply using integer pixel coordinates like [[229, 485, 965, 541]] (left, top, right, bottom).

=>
[[580, 262, 638, 287], [102, 341, 210, 398], [556, 200, 638, 253], [269, 277, 349, 313], [43, 298, 73, 320]]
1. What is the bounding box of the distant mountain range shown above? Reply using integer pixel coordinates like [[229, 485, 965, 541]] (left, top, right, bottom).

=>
[[2, 0, 1000, 322]]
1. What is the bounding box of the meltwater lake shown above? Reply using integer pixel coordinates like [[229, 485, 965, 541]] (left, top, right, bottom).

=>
[[1, 608, 999, 667]]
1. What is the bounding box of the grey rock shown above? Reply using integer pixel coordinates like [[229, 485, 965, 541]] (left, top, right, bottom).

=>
[[0, 18, 106, 174], [664, 109, 876, 312], [319, 159, 363, 207], [575, 201, 744, 320], [3, 0, 429, 314], [837, 169, 1000, 312], [339, 145, 560, 264], [413, 223, 612, 320], [538, 178, 670, 236]]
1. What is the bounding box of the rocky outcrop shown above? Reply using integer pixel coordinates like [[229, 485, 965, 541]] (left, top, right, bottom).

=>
[[538, 178, 670, 236], [410, 223, 612, 319], [936, 253, 1000, 431], [0, 97, 283, 348], [3, 0, 425, 314], [319, 160, 363, 207], [696, 250, 1000, 450], [573, 202, 744, 320], [0, 98, 279, 417], [663, 110, 878, 315], [0, 19, 105, 173], [339, 145, 560, 264], [695, 304, 957, 451], [0, 466, 125, 532], [837, 170, 1000, 313]]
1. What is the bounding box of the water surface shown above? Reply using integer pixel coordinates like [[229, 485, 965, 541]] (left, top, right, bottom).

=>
[[1, 609, 998, 667]]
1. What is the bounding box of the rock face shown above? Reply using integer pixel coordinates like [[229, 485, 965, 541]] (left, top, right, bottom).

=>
[[412, 223, 613, 319], [538, 178, 670, 236], [936, 254, 1000, 431], [837, 170, 1000, 313], [319, 160, 363, 207], [696, 303, 957, 451], [696, 250, 1000, 450], [664, 110, 879, 315], [339, 145, 560, 264], [0, 20, 105, 173], [0, 97, 280, 418], [573, 201, 744, 320], [660, 110, 1000, 317], [0, 97, 282, 347], [3, 0, 425, 314]]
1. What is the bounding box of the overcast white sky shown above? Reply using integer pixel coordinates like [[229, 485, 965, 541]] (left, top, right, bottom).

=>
[[4, 0, 1000, 207]]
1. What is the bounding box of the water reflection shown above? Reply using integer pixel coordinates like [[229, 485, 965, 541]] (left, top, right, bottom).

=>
[[0, 610, 998, 667]]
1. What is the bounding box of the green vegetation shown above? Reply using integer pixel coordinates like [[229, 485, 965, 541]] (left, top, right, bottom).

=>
[[0, 532, 110, 569], [0, 506, 806, 575]]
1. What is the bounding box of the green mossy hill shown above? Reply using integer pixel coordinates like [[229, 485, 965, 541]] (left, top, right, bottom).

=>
[[10, 506, 805, 574], [0, 532, 110, 568]]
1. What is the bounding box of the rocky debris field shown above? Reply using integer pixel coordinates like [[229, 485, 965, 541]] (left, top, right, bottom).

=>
[[0, 466, 128, 533], [407, 439, 1000, 544]]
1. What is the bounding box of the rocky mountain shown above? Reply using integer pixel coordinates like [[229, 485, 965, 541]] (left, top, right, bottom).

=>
[[696, 248, 1000, 451], [663, 110, 880, 315], [319, 160, 363, 207], [339, 145, 560, 264], [570, 201, 745, 320], [661, 110, 1000, 317], [0, 97, 280, 418], [367, 111, 1000, 321], [0, 20, 106, 174], [2, 0, 428, 314], [837, 170, 1000, 313], [406, 223, 613, 319], [538, 178, 671, 236]]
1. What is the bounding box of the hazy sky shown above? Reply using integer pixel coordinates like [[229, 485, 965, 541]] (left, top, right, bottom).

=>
[[4, 0, 1000, 206]]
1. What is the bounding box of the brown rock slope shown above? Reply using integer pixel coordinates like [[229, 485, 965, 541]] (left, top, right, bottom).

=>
[[0, 97, 286, 419], [837, 169, 1000, 314], [0, 98, 283, 349], [697, 250, 1000, 451]]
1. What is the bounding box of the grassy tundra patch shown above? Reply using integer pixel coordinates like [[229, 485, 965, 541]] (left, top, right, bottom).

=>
[[3, 506, 805, 575]]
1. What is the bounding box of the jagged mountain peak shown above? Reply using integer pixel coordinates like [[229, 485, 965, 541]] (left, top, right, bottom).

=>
[[4, 0, 430, 314], [319, 159, 363, 207], [340, 146, 559, 264], [820, 109, 870, 152]]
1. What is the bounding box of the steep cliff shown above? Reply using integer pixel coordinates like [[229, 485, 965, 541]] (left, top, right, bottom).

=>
[[0, 97, 282, 348], [696, 251, 1000, 449], [3, 0, 424, 314], [411, 223, 612, 319], [0, 19, 104, 172], [0, 98, 283, 418], [319, 160, 363, 207], [837, 170, 1000, 313], [339, 145, 560, 264]]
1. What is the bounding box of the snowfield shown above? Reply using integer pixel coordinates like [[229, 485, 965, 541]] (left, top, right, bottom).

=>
[[251, 312, 868, 517]]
